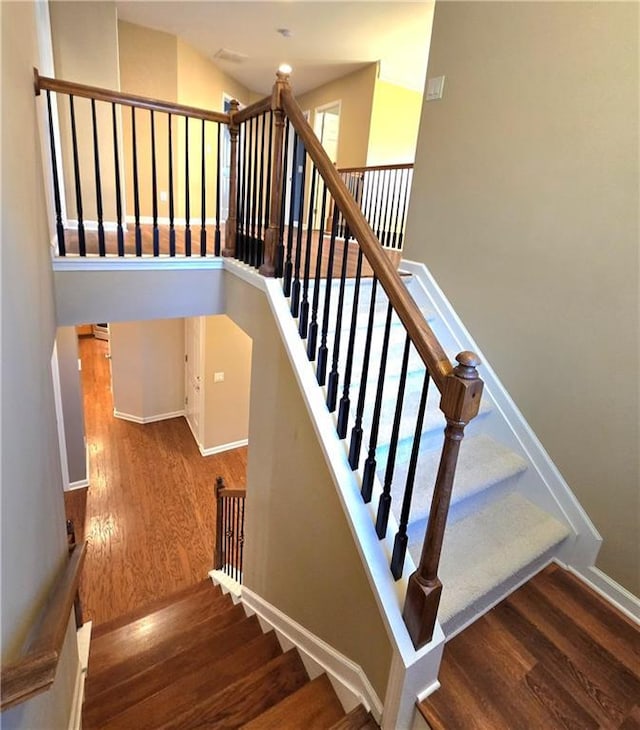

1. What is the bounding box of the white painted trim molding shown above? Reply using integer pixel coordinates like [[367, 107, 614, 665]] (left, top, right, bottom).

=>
[[67, 478, 89, 491], [113, 409, 185, 425], [68, 621, 92, 730], [208, 569, 242, 603], [562, 562, 640, 625], [66, 219, 119, 232], [125, 215, 220, 227], [52, 257, 224, 272], [200, 438, 248, 456], [241, 587, 384, 722]]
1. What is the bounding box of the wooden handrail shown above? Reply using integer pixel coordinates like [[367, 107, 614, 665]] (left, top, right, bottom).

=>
[[338, 162, 414, 174], [1, 542, 87, 711], [217, 488, 247, 499], [280, 86, 452, 392], [232, 95, 272, 125], [34, 69, 230, 124]]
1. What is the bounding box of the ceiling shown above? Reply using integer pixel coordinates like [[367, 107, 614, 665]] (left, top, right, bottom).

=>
[[115, 1, 434, 96]]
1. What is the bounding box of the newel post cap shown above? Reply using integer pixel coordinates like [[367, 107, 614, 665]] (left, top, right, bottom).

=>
[[454, 351, 481, 379]]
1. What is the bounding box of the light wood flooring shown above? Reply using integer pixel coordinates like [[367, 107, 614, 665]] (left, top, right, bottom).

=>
[[64, 336, 247, 627], [421, 563, 640, 730]]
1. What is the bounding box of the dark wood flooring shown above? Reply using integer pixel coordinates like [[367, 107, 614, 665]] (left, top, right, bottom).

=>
[[64, 336, 248, 627], [421, 563, 640, 730]]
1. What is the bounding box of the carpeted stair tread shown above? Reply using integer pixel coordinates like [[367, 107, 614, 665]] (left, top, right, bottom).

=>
[[329, 704, 379, 729], [88, 586, 234, 678], [407, 492, 570, 632], [240, 674, 345, 729], [157, 648, 310, 729], [91, 578, 217, 638], [83, 611, 262, 722], [386, 434, 527, 526], [92, 631, 284, 730]]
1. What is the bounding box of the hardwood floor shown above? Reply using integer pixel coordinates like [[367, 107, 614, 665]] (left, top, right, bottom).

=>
[[65, 336, 247, 627], [420, 563, 640, 730]]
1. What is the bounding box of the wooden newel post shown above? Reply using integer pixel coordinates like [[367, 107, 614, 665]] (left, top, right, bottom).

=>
[[259, 70, 290, 277], [214, 476, 225, 569], [402, 351, 483, 649], [222, 100, 240, 259]]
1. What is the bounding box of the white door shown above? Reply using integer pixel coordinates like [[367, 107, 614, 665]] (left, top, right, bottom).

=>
[[313, 102, 340, 228], [184, 317, 203, 447]]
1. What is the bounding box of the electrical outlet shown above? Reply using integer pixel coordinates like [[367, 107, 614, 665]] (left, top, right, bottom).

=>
[[214, 372, 225, 383]]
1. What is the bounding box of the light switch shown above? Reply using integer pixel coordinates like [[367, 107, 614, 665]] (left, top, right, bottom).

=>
[[426, 75, 446, 101], [214, 372, 225, 383]]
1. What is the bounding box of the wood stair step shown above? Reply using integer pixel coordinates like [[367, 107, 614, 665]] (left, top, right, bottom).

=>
[[91, 578, 217, 638], [90, 631, 283, 730], [83, 612, 262, 726], [88, 585, 232, 677], [157, 648, 310, 729], [330, 704, 379, 729], [241, 674, 345, 729]]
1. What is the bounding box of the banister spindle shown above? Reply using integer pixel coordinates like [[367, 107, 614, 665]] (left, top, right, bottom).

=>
[[131, 106, 142, 256], [326, 226, 351, 412], [214, 477, 224, 569], [69, 95, 86, 256], [249, 116, 257, 265], [215, 123, 221, 256], [150, 110, 159, 256], [290, 144, 307, 317], [45, 90, 65, 255], [184, 116, 191, 256], [307, 183, 329, 360], [90, 99, 105, 255], [168, 113, 176, 256], [299, 165, 318, 338], [223, 99, 240, 258], [283, 131, 299, 296], [200, 118, 207, 256], [316, 213, 339, 385], [275, 119, 290, 277], [403, 352, 483, 649], [111, 103, 124, 256]]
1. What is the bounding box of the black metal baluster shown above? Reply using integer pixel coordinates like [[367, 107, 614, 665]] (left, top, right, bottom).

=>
[[299, 165, 318, 338], [200, 119, 207, 256], [387, 169, 400, 249], [398, 168, 411, 249], [150, 110, 159, 256], [290, 146, 306, 317], [382, 169, 395, 248], [376, 334, 412, 536], [263, 111, 273, 267], [256, 113, 266, 267], [363, 170, 377, 232], [184, 116, 191, 256], [336, 247, 364, 438], [250, 116, 258, 265], [46, 91, 65, 255], [316, 213, 338, 385], [348, 276, 379, 469], [111, 103, 124, 256], [276, 119, 290, 278], [239, 497, 245, 581], [372, 169, 384, 240], [361, 302, 394, 502], [307, 183, 328, 360], [69, 95, 86, 256], [168, 113, 175, 256], [283, 130, 298, 295], [237, 123, 246, 261], [326, 226, 351, 412], [224, 498, 230, 576], [131, 107, 142, 256], [215, 123, 221, 256], [391, 370, 431, 579], [90, 99, 105, 255]]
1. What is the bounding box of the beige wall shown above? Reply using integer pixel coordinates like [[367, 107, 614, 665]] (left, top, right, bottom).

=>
[[226, 278, 393, 698], [49, 1, 120, 223], [367, 79, 423, 166], [110, 318, 185, 420], [1, 2, 80, 726], [202, 316, 252, 451], [404, 1, 639, 594], [296, 65, 378, 169]]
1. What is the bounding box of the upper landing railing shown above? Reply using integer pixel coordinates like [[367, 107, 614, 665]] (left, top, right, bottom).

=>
[[35, 69, 483, 650]]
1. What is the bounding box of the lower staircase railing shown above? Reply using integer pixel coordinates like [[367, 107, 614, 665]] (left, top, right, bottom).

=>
[[214, 476, 246, 584]]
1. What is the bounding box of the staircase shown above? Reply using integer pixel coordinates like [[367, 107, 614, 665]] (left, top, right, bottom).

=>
[[82, 579, 378, 729]]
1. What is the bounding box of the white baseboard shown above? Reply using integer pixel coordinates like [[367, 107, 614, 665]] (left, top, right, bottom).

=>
[[68, 621, 92, 730], [208, 569, 242, 603], [241, 587, 383, 722], [113, 409, 185, 425], [65, 219, 119, 232], [125, 215, 220, 227], [200, 438, 248, 456], [561, 562, 640, 625]]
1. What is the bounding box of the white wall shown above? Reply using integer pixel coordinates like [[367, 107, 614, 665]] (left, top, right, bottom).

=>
[[1, 1, 80, 725], [404, 1, 639, 594]]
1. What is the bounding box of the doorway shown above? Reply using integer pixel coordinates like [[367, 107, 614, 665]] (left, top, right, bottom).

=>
[[313, 101, 341, 228]]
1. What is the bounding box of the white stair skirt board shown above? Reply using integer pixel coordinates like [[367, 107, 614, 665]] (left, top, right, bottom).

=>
[[240, 587, 384, 723], [113, 409, 185, 425], [200, 438, 248, 457], [69, 620, 92, 730], [209, 569, 242, 603], [408, 491, 570, 638]]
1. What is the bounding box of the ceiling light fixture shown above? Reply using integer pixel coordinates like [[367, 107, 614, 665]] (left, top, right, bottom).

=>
[[277, 28, 293, 38], [278, 63, 293, 75]]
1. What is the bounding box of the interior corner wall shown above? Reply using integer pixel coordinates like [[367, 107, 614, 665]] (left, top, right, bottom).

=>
[[56, 327, 87, 486], [404, 1, 640, 595], [1, 1, 80, 726], [110, 318, 185, 421], [296, 65, 378, 169], [367, 79, 424, 166], [49, 1, 120, 222], [202, 315, 252, 451], [225, 277, 393, 700]]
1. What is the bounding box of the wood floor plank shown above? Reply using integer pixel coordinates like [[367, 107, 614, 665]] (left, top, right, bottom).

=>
[[95, 631, 283, 730], [84, 611, 261, 722], [241, 674, 345, 729], [158, 648, 309, 730], [329, 704, 377, 730], [620, 706, 640, 729]]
